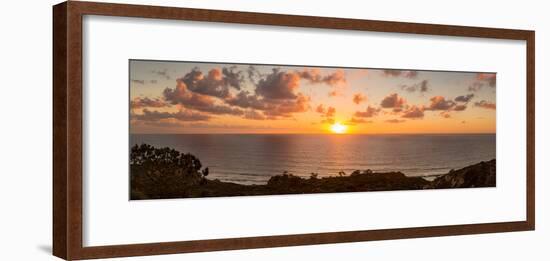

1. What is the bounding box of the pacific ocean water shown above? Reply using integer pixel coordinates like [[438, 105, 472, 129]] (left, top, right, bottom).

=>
[[130, 134, 496, 185]]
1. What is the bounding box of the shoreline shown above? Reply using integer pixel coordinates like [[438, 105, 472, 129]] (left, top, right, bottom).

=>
[[213, 170, 449, 186]]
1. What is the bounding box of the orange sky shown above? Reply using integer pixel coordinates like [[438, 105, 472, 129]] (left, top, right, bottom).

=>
[[130, 60, 496, 134]]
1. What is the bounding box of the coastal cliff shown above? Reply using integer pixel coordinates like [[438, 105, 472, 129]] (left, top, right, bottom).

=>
[[428, 159, 496, 188], [130, 144, 496, 200]]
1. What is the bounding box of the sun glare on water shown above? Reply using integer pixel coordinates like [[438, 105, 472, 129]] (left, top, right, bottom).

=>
[[330, 122, 348, 134]]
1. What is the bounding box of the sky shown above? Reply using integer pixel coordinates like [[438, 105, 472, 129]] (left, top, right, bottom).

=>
[[129, 60, 496, 134]]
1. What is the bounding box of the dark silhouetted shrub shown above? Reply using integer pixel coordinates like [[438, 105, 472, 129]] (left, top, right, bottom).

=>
[[130, 144, 207, 199]]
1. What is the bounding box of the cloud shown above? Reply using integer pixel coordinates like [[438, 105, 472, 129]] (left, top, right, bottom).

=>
[[226, 90, 311, 119], [131, 79, 145, 84], [420, 82, 429, 92], [255, 67, 345, 101], [321, 70, 347, 86], [468, 73, 496, 92], [178, 67, 244, 99], [440, 112, 451, 118], [225, 91, 268, 110], [197, 103, 244, 116], [346, 117, 372, 125], [262, 94, 311, 118], [454, 93, 475, 103], [256, 68, 301, 100], [298, 68, 347, 86], [151, 69, 171, 80], [164, 80, 215, 107], [425, 96, 456, 111], [380, 93, 406, 109], [453, 104, 467, 111], [468, 82, 484, 92], [477, 73, 496, 87], [386, 119, 405, 123], [196, 67, 332, 119], [163, 80, 244, 116], [325, 106, 336, 117], [316, 104, 336, 123], [132, 108, 211, 122], [246, 65, 260, 82], [401, 106, 424, 118], [315, 104, 336, 117], [227, 68, 314, 118], [222, 67, 244, 88], [297, 68, 323, 83], [160, 67, 341, 121], [316, 104, 326, 114], [354, 105, 380, 118], [130, 97, 167, 109], [297, 69, 347, 97], [134, 119, 185, 129], [132, 79, 158, 85], [474, 100, 496, 110], [382, 70, 418, 78], [422, 96, 469, 115], [244, 110, 270, 120], [353, 93, 368, 104], [401, 80, 429, 93], [328, 90, 341, 97], [321, 118, 335, 124]]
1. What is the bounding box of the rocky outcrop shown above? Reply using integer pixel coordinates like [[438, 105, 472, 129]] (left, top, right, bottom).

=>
[[428, 159, 496, 189]]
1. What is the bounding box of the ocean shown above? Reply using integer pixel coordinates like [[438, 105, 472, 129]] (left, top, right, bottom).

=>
[[130, 134, 496, 185]]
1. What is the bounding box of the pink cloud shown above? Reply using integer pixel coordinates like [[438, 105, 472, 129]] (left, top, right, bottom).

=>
[[353, 93, 368, 104], [474, 100, 496, 110], [401, 106, 424, 119], [354, 105, 380, 118], [380, 93, 407, 109]]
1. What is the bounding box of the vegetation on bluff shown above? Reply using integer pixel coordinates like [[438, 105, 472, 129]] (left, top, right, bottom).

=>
[[130, 144, 208, 199], [130, 144, 496, 200]]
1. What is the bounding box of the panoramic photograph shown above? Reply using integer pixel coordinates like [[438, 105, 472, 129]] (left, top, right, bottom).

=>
[[129, 60, 496, 200]]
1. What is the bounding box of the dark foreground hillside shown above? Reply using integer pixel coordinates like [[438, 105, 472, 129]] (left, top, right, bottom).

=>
[[130, 144, 496, 200]]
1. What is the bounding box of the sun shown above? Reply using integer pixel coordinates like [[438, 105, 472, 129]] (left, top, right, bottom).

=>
[[330, 122, 348, 134]]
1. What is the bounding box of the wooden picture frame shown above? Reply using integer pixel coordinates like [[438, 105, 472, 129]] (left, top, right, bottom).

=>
[[53, 1, 535, 260]]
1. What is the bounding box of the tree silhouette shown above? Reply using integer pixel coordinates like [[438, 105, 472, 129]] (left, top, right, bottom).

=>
[[130, 144, 208, 199]]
